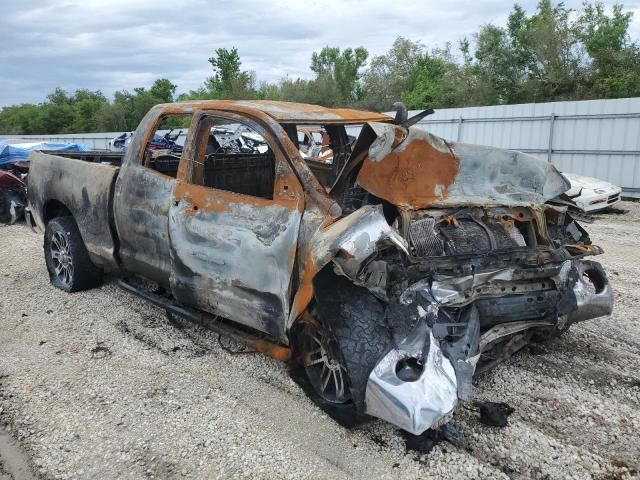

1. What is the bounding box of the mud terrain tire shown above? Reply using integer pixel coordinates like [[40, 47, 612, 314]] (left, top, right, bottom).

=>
[[292, 270, 393, 426], [44, 216, 104, 292]]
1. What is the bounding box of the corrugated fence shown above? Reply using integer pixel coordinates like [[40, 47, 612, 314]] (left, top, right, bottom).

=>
[[2, 97, 639, 197]]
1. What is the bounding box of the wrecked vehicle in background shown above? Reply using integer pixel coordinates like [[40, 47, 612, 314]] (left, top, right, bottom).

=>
[[0, 140, 89, 224], [26, 100, 613, 436], [109, 132, 134, 152], [298, 127, 333, 162], [0, 168, 27, 224], [561, 172, 622, 213]]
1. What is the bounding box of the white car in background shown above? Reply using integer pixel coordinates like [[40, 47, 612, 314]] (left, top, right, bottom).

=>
[[562, 173, 622, 213]]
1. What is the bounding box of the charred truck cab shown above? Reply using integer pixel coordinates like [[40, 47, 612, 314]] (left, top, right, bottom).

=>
[[27, 101, 613, 436]]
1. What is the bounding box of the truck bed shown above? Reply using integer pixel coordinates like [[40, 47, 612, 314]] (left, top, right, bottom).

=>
[[40, 150, 124, 166], [27, 151, 121, 271]]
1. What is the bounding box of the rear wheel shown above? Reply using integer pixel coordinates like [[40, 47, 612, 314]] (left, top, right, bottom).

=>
[[44, 216, 104, 292]]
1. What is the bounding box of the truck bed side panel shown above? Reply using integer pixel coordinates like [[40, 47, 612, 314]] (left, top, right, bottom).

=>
[[28, 151, 120, 271]]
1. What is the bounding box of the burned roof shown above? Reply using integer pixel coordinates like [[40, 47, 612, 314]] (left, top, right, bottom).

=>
[[158, 100, 392, 125]]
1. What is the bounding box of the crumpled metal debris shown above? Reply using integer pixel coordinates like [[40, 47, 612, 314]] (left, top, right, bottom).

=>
[[365, 329, 458, 435]]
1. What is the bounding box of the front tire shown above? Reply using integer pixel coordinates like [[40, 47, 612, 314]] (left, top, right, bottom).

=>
[[291, 270, 394, 427], [291, 317, 362, 427], [44, 216, 104, 292]]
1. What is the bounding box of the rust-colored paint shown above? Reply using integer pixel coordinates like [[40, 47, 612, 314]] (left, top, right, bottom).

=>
[[167, 105, 330, 217], [291, 251, 319, 321], [173, 181, 297, 216], [442, 214, 458, 227], [155, 100, 392, 125], [198, 313, 291, 362], [245, 338, 291, 362], [357, 138, 460, 209]]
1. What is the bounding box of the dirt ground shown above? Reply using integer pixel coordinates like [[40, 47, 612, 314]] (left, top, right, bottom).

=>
[[0, 202, 639, 480]]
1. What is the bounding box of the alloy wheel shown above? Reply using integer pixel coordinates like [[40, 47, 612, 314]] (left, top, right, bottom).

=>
[[50, 231, 73, 286], [303, 325, 350, 404]]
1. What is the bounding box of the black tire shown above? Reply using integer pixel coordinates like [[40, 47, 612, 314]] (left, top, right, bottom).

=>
[[290, 323, 363, 427], [44, 216, 104, 292], [291, 270, 393, 427]]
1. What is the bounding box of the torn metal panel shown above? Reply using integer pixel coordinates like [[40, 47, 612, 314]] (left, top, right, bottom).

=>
[[355, 123, 570, 209], [288, 204, 408, 327], [424, 266, 561, 307], [357, 126, 458, 208], [479, 320, 555, 353], [558, 259, 613, 325], [400, 259, 612, 325], [365, 330, 458, 435]]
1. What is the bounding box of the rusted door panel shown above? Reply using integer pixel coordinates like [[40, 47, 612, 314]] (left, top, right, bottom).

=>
[[113, 164, 174, 285], [168, 183, 301, 342]]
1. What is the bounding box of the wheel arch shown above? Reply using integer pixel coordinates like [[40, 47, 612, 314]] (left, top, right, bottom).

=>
[[43, 215, 104, 292], [42, 199, 73, 224]]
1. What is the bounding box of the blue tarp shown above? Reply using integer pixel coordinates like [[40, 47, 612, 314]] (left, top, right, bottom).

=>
[[0, 141, 89, 165]]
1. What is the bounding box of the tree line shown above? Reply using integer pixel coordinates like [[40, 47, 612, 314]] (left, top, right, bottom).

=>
[[1, 1, 639, 135]]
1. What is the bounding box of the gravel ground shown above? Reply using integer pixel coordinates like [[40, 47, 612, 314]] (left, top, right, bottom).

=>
[[1, 203, 639, 480]]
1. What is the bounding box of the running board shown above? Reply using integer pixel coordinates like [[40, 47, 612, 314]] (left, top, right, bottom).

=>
[[118, 280, 291, 362]]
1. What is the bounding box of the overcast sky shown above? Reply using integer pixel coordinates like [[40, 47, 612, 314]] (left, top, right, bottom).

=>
[[1, 0, 639, 107]]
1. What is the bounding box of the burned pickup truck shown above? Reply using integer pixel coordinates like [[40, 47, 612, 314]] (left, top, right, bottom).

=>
[[28, 100, 613, 435]]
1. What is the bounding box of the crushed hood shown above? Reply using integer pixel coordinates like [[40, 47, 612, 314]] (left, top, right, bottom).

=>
[[355, 123, 570, 209]]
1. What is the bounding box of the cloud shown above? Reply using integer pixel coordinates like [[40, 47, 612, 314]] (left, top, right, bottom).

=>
[[0, 0, 638, 107]]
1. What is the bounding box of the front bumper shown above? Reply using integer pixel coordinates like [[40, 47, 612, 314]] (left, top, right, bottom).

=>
[[574, 189, 622, 212], [363, 258, 613, 435]]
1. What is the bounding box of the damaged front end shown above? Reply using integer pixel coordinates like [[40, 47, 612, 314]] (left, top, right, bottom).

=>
[[295, 123, 613, 435]]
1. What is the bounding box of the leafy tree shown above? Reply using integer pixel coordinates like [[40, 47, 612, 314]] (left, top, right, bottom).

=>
[[310, 46, 368, 104], [149, 78, 177, 103], [361, 37, 425, 111], [525, 0, 584, 100], [0, 104, 40, 134], [257, 81, 283, 101], [204, 47, 255, 99], [275, 78, 317, 103], [95, 79, 177, 131], [578, 2, 640, 97], [70, 89, 109, 132], [403, 46, 465, 109]]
